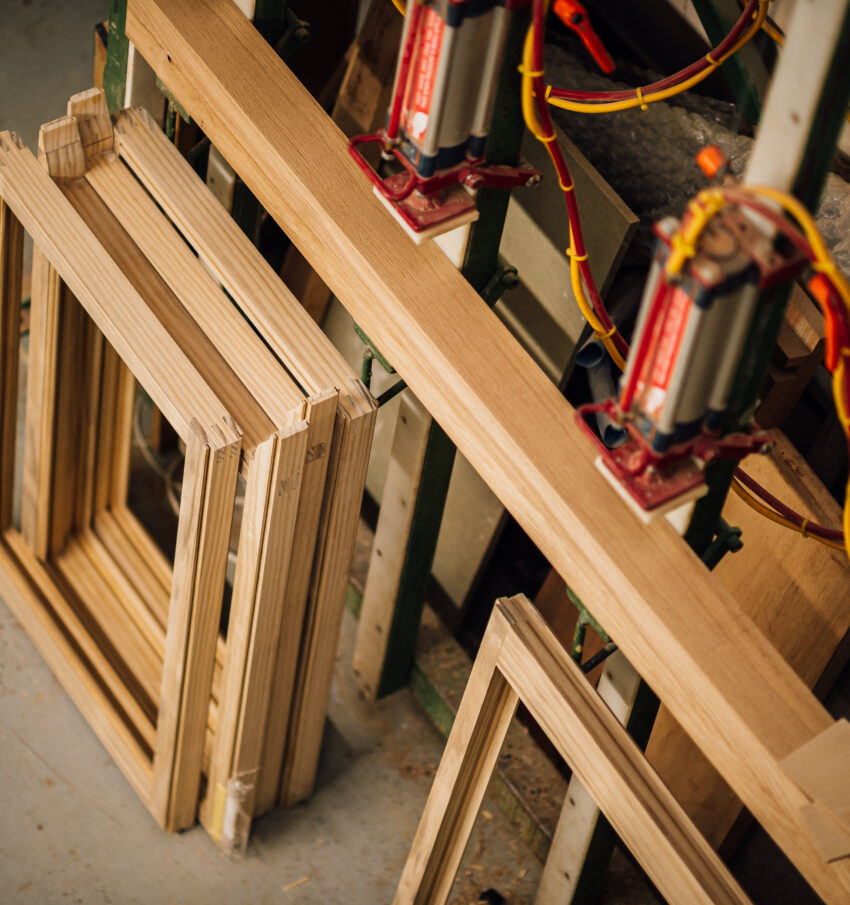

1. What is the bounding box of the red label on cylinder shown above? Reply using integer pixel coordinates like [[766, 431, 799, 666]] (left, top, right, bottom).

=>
[[403, 7, 445, 142], [639, 285, 692, 418]]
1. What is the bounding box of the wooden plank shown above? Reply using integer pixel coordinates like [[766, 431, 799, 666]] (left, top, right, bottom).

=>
[[0, 130, 230, 442], [151, 419, 240, 831], [83, 153, 305, 432], [352, 391, 431, 697], [495, 597, 752, 905], [246, 390, 339, 817], [201, 422, 309, 842], [393, 607, 517, 905], [124, 6, 850, 898], [0, 200, 23, 530], [20, 246, 62, 557], [278, 385, 376, 806], [646, 431, 850, 849]]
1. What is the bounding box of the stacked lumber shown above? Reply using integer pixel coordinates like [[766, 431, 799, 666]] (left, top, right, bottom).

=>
[[0, 89, 375, 842]]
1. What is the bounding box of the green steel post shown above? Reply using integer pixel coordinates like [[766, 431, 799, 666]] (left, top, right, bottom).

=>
[[690, 0, 769, 125], [369, 6, 531, 699], [103, 0, 129, 113], [686, 5, 850, 554]]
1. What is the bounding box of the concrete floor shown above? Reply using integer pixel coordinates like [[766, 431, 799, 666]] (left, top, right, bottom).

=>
[[1, 601, 540, 904], [0, 0, 106, 151]]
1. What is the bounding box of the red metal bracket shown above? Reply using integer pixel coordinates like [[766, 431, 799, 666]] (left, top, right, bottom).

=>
[[348, 133, 541, 234], [576, 399, 773, 513]]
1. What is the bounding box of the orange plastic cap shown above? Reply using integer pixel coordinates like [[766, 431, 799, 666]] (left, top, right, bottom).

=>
[[696, 145, 727, 179]]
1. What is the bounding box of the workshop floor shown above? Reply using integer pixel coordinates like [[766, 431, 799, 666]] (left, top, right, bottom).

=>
[[1, 599, 540, 904]]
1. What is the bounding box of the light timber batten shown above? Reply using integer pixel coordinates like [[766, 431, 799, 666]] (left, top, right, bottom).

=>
[[0, 130, 231, 440], [232, 389, 339, 820], [83, 153, 305, 430], [110, 106, 356, 394], [0, 200, 23, 531], [125, 2, 850, 897], [279, 383, 376, 807]]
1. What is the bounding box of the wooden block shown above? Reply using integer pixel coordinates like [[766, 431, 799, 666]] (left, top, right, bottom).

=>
[[123, 7, 850, 898], [67, 88, 114, 164], [37, 116, 86, 185], [782, 719, 850, 860]]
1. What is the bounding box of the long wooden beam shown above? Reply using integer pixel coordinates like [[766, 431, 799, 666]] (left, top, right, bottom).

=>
[[126, 2, 848, 898]]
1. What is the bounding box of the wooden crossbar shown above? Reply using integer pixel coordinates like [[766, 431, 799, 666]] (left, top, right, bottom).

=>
[[125, 1, 849, 897]]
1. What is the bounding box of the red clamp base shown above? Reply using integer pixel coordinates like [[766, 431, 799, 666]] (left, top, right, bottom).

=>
[[349, 133, 541, 239], [577, 399, 773, 516]]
